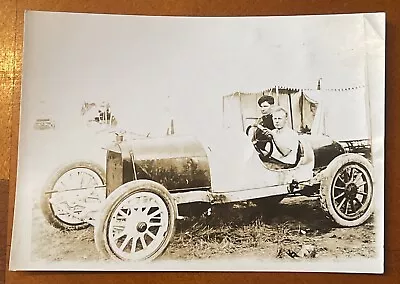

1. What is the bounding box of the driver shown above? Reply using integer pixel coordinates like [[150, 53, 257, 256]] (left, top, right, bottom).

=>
[[251, 95, 275, 153], [259, 106, 300, 168], [256, 95, 275, 131]]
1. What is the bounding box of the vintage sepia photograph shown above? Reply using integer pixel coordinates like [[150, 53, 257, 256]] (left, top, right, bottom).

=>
[[9, 11, 385, 272]]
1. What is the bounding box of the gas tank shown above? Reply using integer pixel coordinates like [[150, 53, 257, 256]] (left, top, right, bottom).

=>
[[131, 135, 211, 192]]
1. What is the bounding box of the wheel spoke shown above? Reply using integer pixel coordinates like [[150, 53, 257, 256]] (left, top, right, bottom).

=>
[[356, 181, 367, 189], [345, 200, 350, 215], [143, 206, 152, 215], [338, 174, 345, 184], [117, 209, 130, 218], [113, 230, 127, 240], [143, 203, 159, 215], [334, 185, 345, 191], [349, 168, 355, 182], [357, 190, 367, 197], [148, 216, 166, 229], [143, 199, 160, 210], [130, 236, 139, 253], [148, 220, 162, 227], [354, 197, 363, 207], [337, 196, 347, 210], [138, 197, 146, 212], [350, 199, 356, 213], [139, 235, 148, 249], [353, 173, 363, 185], [334, 192, 345, 200], [149, 208, 161, 218], [344, 168, 351, 182], [119, 235, 132, 251], [112, 224, 125, 231], [58, 212, 71, 217], [146, 230, 157, 240]]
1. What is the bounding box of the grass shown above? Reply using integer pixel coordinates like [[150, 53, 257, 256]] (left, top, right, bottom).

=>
[[31, 196, 377, 262]]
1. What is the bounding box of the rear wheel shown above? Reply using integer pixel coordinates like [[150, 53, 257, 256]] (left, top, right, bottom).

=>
[[319, 154, 374, 227], [40, 161, 106, 231], [94, 180, 177, 261]]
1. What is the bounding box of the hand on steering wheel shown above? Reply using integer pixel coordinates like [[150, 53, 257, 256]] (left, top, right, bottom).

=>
[[247, 124, 274, 158], [253, 138, 274, 158], [245, 125, 254, 136]]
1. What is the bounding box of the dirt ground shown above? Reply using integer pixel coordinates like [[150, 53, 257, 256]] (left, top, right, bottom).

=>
[[31, 195, 376, 262]]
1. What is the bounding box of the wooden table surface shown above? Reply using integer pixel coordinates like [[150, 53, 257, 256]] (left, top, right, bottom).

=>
[[1, 0, 399, 283]]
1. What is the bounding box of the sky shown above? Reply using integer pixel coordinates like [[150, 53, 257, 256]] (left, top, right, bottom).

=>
[[20, 12, 369, 138]]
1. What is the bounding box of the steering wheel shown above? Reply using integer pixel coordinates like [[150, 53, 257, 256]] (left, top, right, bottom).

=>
[[254, 138, 274, 159], [245, 125, 253, 136], [248, 125, 274, 159]]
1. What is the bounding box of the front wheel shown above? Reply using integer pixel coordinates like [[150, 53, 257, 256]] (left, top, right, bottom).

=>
[[319, 154, 374, 227], [40, 161, 106, 231], [94, 180, 177, 261]]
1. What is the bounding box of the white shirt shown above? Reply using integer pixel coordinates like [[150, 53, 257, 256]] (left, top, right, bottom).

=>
[[270, 127, 299, 164]]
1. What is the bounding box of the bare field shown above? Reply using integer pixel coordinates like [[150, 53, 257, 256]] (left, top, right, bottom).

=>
[[31, 196, 376, 263]]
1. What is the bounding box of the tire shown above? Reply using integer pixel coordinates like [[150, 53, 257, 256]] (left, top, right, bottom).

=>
[[94, 180, 177, 261], [40, 161, 106, 231], [319, 153, 374, 227]]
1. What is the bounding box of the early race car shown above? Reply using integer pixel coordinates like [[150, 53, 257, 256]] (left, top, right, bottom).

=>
[[40, 86, 375, 261]]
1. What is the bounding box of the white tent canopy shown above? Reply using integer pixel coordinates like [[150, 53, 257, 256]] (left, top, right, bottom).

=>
[[223, 86, 370, 142], [307, 87, 370, 141]]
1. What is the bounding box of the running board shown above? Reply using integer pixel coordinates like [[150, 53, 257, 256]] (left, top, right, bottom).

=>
[[172, 183, 306, 205]]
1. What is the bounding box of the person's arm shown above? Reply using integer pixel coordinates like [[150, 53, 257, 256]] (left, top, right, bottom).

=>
[[256, 124, 272, 136]]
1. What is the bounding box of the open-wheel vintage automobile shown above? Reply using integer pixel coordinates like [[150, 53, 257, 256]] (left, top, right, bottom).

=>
[[40, 85, 375, 262]]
